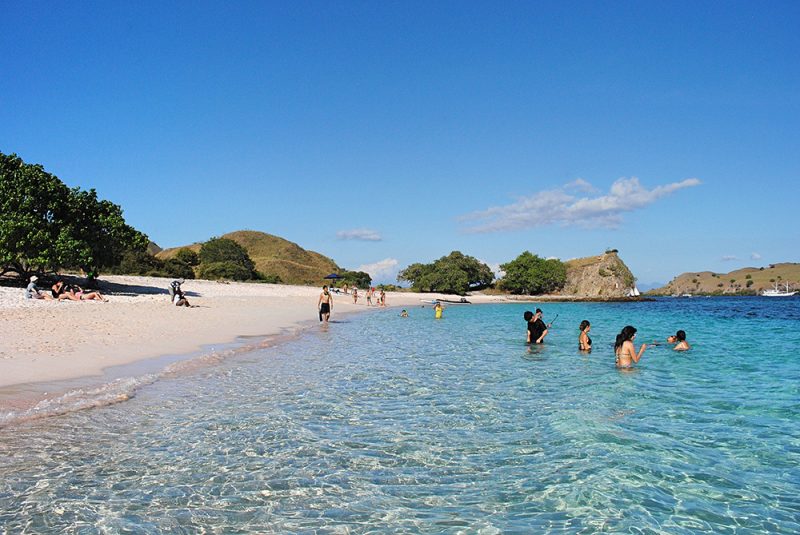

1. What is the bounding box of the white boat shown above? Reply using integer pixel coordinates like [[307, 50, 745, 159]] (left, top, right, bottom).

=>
[[762, 282, 796, 297], [628, 287, 640, 297]]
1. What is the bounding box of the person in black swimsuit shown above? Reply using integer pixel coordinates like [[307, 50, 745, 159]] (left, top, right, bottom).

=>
[[579, 320, 592, 351]]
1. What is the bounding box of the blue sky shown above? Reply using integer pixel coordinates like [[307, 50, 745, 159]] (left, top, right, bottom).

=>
[[2, 1, 798, 287]]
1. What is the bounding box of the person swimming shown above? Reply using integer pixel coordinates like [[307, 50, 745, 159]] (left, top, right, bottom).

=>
[[579, 320, 592, 351], [673, 330, 691, 351], [615, 325, 647, 367], [400, 309, 409, 317]]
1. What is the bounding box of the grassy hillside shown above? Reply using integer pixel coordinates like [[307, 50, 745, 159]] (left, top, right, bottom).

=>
[[649, 263, 800, 295], [157, 230, 340, 285]]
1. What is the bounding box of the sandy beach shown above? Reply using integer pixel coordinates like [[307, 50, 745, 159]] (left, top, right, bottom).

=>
[[0, 275, 508, 394]]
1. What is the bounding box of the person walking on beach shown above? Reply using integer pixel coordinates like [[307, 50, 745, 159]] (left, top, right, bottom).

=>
[[366, 288, 373, 306], [353, 287, 359, 304], [380, 289, 386, 307], [318, 285, 333, 322], [615, 325, 647, 367], [673, 330, 691, 351], [579, 320, 592, 351]]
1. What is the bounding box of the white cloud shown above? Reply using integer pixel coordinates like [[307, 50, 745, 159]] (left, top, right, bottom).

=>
[[357, 258, 399, 282], [336, 228, 382, 241], [460, 177, 701, 233], [751, 252, 762, 260], [721, 255, 738, 261]]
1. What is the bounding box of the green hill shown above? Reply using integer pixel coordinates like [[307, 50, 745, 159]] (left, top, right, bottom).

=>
[[649, 262, 800, 295], [157, 230, 340, 285]]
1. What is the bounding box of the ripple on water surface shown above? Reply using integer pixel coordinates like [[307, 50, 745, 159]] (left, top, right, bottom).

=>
[[1, 298, 800, 533]]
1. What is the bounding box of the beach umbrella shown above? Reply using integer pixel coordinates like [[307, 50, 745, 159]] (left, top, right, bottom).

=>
[[323, 273, 344, 280]]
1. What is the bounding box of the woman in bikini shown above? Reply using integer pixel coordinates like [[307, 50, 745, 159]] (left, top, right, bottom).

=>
[[579, 320, 592, 351], [615, 325, 647, 368]]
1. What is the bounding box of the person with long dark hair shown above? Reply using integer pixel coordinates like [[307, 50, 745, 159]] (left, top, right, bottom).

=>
[[579, 320, 592, 351], [615, 325, 647, 367]]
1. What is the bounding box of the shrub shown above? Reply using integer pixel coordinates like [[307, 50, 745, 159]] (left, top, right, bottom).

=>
[[163, 258, 195, 279], [200, 238, 255, 272], [174, 248, 199, 266], [197, 261, 253, 281], [598, 268, 610, 277], [745, 274, 752, 280], [113, 250, 164, 275], [256, 272, 282, 284], [746, 280, 754, 288]]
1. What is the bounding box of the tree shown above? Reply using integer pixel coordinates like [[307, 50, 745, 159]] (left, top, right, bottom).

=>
[[198, 238, 256, 280], [340, 269, 372, 289], [397, 251, 494, 295], [0, 152, 147, 279], [498, 251, 567, 295], [197, 261, 253, 281], [174, 248, 199, 266]]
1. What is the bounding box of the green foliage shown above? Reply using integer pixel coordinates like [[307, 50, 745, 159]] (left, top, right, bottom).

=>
[[598, 268, 610, 277], [397, 251, 494, 295], [174, 248, 199, 266], [746, 279, 754, 288], [111, 250, 196, 279], [197, 261, 254, 281], [163, 258, 196, 279], [339, 269, 372, 289], [199, 238, 254, 271], [255, 272, 283, 284], [113, 250, 164, 276], [745, 274, 752, 279], [498, 251, 567, 295], [377, 284, 400, 291], [198, 238, 256, 280], [0, 152, 147, 278]]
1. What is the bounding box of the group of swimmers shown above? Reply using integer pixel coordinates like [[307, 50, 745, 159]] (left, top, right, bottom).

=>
[[24, 276, 107, 302], [525, 309, 690, 368]]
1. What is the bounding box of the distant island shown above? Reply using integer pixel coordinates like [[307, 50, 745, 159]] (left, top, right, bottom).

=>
[[649, 263, 800, 296]]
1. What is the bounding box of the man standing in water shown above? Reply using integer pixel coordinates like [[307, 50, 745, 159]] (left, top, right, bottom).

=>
[[318, 285, 333, 322], [528, 308, 548, 344]]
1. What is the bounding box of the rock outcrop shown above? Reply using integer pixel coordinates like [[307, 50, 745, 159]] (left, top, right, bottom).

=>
[[559, 251, 637, 298]]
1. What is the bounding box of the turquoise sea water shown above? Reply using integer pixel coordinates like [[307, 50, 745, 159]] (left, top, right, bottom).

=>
[[1, 298, 799, 533]]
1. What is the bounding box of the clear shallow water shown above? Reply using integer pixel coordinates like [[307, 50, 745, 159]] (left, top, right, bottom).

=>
[[1, 298, 799, 533]]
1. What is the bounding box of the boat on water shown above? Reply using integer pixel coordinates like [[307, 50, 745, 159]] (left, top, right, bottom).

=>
[[420, 297, 472, 305], [762, 282, 796, 297], [628, 287, 640, 297]]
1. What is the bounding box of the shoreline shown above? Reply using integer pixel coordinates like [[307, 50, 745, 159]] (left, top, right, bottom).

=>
[[0, 275, 505, 424], [0, 274, 650, 425]]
